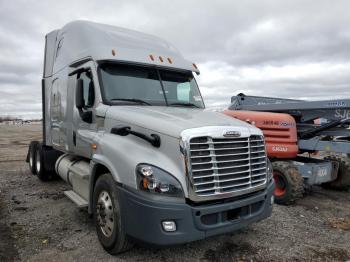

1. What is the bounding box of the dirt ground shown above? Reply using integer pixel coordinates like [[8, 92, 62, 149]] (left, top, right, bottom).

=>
[[0, 124, 350, 262]]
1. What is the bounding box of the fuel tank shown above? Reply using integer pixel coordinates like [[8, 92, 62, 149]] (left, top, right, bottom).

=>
[[55, 154, 90, 200], [224, 110, 298, 158]]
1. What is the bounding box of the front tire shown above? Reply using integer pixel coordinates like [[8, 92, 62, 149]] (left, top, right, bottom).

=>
[[93, 173, 133, 254], [272, 161, 304, 205]]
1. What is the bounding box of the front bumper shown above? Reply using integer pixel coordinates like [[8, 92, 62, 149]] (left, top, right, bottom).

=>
[[118, 181, 274, 246]]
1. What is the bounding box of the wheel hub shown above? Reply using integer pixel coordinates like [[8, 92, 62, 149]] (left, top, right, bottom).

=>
[[96, 191, 114, 237], [273, 171, 287, 197]]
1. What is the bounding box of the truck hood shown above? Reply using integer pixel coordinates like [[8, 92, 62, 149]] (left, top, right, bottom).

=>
[[105, 106, 259, 138]]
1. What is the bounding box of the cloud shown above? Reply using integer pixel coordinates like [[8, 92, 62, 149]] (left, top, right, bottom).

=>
[[1, 0, 350, 118], [197, 61, 350, 109]]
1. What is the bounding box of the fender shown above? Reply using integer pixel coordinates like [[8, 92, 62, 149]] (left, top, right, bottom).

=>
[[88, 154, 122, 214], [88, 132, 187, 213]]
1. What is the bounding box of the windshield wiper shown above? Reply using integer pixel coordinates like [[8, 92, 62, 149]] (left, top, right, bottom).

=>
[[168, 102, 201, 108], [111, 98, 152, 105]]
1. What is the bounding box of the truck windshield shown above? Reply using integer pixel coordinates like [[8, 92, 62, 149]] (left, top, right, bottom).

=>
[[99, 63, 205, 108]]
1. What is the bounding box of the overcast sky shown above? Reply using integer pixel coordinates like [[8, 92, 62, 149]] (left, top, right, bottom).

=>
[[1, 0, 350, 118]]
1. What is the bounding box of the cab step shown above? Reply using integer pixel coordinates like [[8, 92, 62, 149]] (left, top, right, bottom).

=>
[[64, 190, 88, 208]]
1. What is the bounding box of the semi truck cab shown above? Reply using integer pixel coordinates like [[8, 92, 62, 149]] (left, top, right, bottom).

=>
[[27, 21, 274, 254]]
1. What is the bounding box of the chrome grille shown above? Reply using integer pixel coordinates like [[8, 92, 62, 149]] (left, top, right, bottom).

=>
[[189, 135, 267, 197]]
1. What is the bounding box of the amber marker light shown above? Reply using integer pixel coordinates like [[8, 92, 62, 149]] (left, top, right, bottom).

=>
[[149, 54, 154, 61], [142, 177, 149, 189], [91, 144, 97, 150]]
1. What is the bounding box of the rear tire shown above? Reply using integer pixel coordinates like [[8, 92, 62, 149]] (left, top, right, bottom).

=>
[[28, 141, 39, 174], [93, 173, 133, 254], [322, 156, 350, 190], [272, 161, 304, 205], [35, 143, 56, 181]]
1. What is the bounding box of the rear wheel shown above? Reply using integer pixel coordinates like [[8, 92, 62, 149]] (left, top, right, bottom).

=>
[[93, 173, 133, 254], [272, 161, 304, 205], [28, 141, 39, 174], [322, 155, 350, 190], [35, 143, 56, 181]]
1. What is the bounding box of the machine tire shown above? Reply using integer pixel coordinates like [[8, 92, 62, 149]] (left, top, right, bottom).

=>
[[93, 173, 133, 254], [35, 143, 55, 181], [322, 156, 350, 190], [272, 161, 304, 205], [28, 141, 39, 174]]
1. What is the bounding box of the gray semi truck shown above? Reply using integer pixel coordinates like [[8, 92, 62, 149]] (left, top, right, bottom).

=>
[[27, 21, 274, 254]]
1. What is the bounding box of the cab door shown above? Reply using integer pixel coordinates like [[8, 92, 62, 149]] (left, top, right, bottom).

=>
[[68, 64, 98, 158]]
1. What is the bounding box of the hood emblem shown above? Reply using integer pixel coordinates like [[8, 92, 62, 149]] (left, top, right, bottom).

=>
[[223, 130, 241, 137]]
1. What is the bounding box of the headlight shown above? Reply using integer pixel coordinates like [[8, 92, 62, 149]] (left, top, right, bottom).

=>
[[136, 164, 184, 197], [267, 158, 273, 182]]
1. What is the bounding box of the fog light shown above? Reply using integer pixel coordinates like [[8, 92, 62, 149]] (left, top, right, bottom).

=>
[[271, 195, 274, 205], [162, 221, 176, 232]]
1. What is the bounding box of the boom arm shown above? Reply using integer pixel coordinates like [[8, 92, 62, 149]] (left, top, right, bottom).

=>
[[230, 93, 350, 122]]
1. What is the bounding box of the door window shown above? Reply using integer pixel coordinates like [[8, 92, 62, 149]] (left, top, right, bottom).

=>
[[78, 71, 95, 108]]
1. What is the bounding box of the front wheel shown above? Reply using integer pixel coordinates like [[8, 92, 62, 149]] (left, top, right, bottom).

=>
[[272, 161, 304, 205], [93, 173, 133, 254]]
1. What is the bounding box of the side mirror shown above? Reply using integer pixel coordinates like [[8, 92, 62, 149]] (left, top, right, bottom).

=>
[[75, 79, 84, 109]]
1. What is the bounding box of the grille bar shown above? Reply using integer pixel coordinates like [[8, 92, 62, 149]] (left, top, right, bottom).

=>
[[191, 140, 249, 145], [195, 181, 252, 193], [191, 158, 251, 165], [190, 146, 250, 152], [194, 175, 252, 185], [190, 152, 252, 159], [192, 163, 251, 172], [189, 135, 267, 197]]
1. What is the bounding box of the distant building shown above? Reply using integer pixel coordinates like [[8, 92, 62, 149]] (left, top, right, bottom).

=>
[[0, 118, 42, 125]]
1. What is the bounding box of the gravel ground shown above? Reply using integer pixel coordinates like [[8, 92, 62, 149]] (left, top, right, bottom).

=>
[[0, 124, 350, 262]]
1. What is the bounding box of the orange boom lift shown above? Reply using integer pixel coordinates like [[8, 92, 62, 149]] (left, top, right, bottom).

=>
[[224, 93, 350, 205]]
